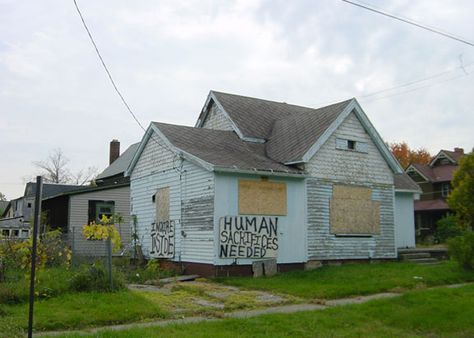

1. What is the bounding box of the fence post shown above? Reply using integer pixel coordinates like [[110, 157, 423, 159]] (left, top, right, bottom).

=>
[[71, 227, 76, 267], [106, 238, 113, 290]]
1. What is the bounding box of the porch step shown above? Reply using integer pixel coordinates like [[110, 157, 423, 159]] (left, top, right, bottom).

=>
[[400, 253, 431, 261], [409, 258, 440, 264], [398, 247, 448, 264]]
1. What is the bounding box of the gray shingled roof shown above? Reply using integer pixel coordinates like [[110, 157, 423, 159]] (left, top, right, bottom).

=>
[[96, 143, 140, 179], [153, 122, 303, 174], [212, 91, 351, 144], [266, 100, 353, 163], [394, 173, 421, 192], [24, 182, 83, 199]]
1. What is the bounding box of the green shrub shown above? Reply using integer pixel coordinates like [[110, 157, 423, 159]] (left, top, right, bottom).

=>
[[436, 215, 465, 243], [0, 283, 22, 304], [448, 232, 474, 270], [69, 263, 125, 292], [0, 230, 71, 273], [0, 267, 71, 305]]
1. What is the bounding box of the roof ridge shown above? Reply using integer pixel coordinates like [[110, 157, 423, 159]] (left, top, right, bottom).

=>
[[211, 90, 353, 111]]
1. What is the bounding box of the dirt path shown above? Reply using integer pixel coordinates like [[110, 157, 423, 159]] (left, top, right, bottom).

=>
[[37, 282, 473, 337]]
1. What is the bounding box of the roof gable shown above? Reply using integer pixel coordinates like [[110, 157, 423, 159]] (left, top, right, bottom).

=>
[[430, 149, 463, 167], [408, 163, 458, 183], [299, 99, 403, 173]]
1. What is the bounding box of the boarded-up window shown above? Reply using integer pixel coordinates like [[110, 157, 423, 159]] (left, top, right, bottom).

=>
[[155, 187, 170, 222], [238, 180, 287, 215], [330, 185, 380, 235]]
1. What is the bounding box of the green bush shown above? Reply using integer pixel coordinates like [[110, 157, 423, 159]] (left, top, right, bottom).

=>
[[436, 215, 465, 243], [0, 230, 71, 273], [0, 267, 71, 305], [0, 283, 21, 304], [448, 232, 474, 270], [69, 263, 125, 292]]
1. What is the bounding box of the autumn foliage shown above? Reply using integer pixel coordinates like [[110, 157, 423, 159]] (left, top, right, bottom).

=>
[[389, 142, 431, 169]]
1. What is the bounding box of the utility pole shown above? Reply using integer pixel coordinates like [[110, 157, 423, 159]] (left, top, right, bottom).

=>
[[28, 176, 43, 338]]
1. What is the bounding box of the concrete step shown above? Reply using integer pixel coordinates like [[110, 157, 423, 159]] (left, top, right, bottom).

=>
[[400, 253, 431, 260], [409, 258, 439, 264]]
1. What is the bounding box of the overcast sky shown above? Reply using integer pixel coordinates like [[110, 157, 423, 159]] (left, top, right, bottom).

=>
[[1, 0, 473, 199]]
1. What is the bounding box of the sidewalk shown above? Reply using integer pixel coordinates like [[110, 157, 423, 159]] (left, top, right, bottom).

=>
[[38, 282, 472, 337]]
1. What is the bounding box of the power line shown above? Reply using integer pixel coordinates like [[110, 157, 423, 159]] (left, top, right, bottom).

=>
[[361, 72, 470, 103], [340, 0, 474, 47], [312, 60, 471, 108], [73, 0, 146, 132], [360, 61, 473, 99], [72, 0, 178, 162]]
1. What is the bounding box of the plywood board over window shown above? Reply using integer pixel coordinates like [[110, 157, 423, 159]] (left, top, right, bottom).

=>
[[155, 187, 170, 222], [330, 185, 380, 235], [238, 180, 287, 216]]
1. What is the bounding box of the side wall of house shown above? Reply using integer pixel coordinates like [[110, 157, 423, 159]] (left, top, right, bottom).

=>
[[130, 136, 215, 264], [213, 173, 307, 265], [306, 111, 396, 260], [68, 186, 131, 256], [394, 192, 416, 248], [201, 101, 234, 131]]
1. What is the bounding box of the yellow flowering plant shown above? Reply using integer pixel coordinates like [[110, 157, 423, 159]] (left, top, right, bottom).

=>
[[82, 215, 122, 252]]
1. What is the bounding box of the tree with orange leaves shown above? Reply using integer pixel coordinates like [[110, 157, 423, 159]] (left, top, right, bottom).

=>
[[389, 142, 431, 169]]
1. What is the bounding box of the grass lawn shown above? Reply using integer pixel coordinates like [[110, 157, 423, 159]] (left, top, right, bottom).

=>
[[0, 281, 291, 337], [217, 260, 474, 299], [1, 261, 473, 337], [49, 284, 474, 338]]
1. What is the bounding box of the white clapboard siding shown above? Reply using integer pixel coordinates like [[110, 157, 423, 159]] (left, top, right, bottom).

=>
[[307, 112, 393, 185], [130, 135, 215, 264], [306, 179, 396, 260], [305, 111, 396, 260], [68, 186, 131, 256], [201, 102, 233, 131]]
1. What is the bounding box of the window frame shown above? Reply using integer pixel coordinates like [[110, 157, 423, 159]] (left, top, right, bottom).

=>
[[88, 200, 115, 224]]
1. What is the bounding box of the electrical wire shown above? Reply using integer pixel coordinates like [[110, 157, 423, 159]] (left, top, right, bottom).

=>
[[72, 0, 182, 170], [360, 62, 474, 99], [312, 59, 472, 107], [340, 0, 474, 47], [361, 72, 470, 103]]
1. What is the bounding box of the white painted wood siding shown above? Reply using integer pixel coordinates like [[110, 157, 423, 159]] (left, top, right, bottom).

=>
[[130, 137, 215, 264], [201, 102, 233, 131], [305, 111, 396, 260], [68, 186, 131, 256], [306, 112, 393, 185], [306, 179, 396, 260]]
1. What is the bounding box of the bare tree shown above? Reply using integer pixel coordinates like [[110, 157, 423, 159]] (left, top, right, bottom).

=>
[[71, 166, 98, 185], [0, 192, 6, 201], [33, 148, 98, 185], [33, 148, 71, 183]]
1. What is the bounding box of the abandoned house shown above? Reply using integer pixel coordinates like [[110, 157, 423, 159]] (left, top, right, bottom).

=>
[[126, 91, 420, 276]]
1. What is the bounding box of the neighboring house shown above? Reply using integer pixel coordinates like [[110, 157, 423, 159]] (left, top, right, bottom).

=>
[[126, 90, 420, 276], [0, 182, 82, 239], [42, 140, 139, 256], [406, 148, 465, 241]]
